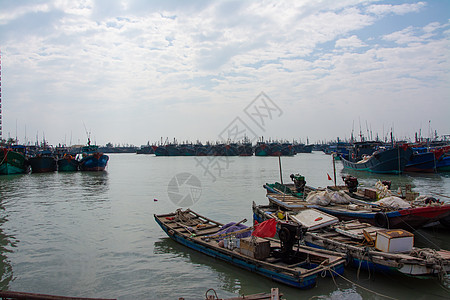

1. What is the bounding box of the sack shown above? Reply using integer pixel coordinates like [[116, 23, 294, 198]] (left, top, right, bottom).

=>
[[306, 191, 331, 206]]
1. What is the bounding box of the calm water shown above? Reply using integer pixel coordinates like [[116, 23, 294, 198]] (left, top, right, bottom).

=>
[[0, 153, 449, 299]]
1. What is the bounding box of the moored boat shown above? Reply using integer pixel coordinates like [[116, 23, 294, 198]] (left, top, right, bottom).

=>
[[0, 146, 30, 175], [78, 145, 109, 171], [263, 179, 450, 230], [253, 204, 450, 279], [155, 209, 346, 289], [28, 150, 57, 173], [57, 153, 79, 172], [342, 145, 413, 174]]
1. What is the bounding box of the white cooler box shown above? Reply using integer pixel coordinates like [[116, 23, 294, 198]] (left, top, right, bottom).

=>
[[375, 229, 414, 253]]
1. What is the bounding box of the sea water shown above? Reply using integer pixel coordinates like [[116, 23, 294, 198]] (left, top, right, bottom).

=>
[[0, 152, 449, 299]]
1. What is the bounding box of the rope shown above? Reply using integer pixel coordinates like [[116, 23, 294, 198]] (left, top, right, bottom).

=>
[[204, 288, 219, 300], [324, 266, 399, 300], [399, 218, 441, 250]]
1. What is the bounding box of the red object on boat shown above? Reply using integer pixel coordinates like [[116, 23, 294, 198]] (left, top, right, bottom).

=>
[[252, 218, 277, 238]]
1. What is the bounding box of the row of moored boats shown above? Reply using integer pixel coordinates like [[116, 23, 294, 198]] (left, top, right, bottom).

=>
[[155, 174, 450, 290], [0, 144, 109, 174]]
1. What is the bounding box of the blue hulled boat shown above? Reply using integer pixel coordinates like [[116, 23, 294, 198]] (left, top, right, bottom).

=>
[[78, 145, 109, 171], [155, 209, 345, 289]]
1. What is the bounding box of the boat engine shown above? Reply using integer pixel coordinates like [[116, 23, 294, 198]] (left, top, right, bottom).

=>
[[343, 175, 358, 193], [290, 174, 306, 192], [382, 180, 391, 189], [275, 221, 307, 264]]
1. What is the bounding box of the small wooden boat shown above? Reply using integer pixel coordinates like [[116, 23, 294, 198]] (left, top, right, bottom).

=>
[[155, 209, 346, 289], [264, 189, 450, 230], [0, 290, 115, 300], [253, 204, 450, 279]]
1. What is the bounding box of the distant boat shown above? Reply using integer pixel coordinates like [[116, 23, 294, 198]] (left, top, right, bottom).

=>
[[28, 150, 57, 173], [57, 154, 79, 172], [78, 145, 109, 171], [341, 145, 413, 174], [0, 146, 30, 175], [254, 142, 270, 156]]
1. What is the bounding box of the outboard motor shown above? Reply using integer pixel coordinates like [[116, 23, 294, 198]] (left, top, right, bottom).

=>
[[276, 221, 307, 264], [343, 175, 358, 193], [290, 174, 306, 192]]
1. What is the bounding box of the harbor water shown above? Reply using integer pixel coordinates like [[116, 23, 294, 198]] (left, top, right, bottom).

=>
[[0, 152, 449, 299]]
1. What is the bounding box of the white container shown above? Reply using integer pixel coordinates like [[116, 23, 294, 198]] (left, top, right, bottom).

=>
[[375, 229, 414, 253]]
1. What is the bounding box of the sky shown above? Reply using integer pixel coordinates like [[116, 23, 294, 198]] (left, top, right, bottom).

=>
[[0, 0, 449, 147]]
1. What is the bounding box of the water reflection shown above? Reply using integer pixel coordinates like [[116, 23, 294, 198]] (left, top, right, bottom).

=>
[[0, 209, 15, 290], [79, 172, 109, 194]]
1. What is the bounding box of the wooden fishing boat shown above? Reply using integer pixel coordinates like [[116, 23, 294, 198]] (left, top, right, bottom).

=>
[[0, 290, 115, 300], [0, 146, 30, 175], [264, 189, 450, 230], [253, 204, 450, 279], [78, 145, 109, 171], [28, 150, 57, 173], [155, 209, 346, 289], [57, 153, 79, 172], [341, 145, 413, 174]]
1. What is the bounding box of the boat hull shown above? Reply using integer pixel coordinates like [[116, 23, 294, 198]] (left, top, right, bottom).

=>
[[404, 151, 437, 173], [342, 147, 413, 174], [79, 153, 109, 171], [0, 149, 29, 175], [155, 211, 346, 290], [28, 156, 57, 173], [57, 157, 79, 172]]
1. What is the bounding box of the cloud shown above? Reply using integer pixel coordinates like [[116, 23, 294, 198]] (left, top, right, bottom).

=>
[[335, 35, 367, 49], [0, 1, 448, 145], [366, 2, 427, 16]]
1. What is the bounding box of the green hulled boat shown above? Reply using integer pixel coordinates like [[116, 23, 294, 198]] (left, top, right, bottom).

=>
[[0, 146, 30, 175]]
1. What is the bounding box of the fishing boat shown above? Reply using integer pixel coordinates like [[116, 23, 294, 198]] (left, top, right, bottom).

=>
[[404, 148, 441, 173], [263, 181, 450, 230], [57, 153, 79, 172], [155, 209, 346, 289], [78, 145, 109, 171], [437, 155, 450, 172], [341, 145, 413, 174], [252, 205, 450, 279], [0, 146, 30, 175], [28, 150, 57, 173]]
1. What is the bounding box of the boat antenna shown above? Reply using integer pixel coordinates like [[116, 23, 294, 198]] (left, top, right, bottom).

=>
[[83, 121, 91, 145]]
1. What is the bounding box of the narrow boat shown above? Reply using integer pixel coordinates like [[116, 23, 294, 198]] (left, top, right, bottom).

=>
[[78, 145, 109, 171], [155, 209, 346, 289], [264, 184, 450, 230], [253, 205, 450, 279], [341, 145, 413, 174], [0, 146, 30, 175], [28, 150, 57, 173], [57, 153, 79, 172]]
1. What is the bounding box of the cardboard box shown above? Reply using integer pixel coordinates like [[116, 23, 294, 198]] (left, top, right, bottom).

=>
[[375, 229, 414, 253], [240, 237, 270, 260], [364, 188, 377, 200]]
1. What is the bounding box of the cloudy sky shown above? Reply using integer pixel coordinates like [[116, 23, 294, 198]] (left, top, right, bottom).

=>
[[0, 0, 449, 146]]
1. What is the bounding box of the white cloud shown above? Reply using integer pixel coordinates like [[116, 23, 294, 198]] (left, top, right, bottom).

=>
[[335, 35, 367, 49], [366, 2, 426, 16], [0, 0, 448, 145]]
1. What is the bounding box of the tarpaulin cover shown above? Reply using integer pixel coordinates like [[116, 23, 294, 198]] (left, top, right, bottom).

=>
[[216, 222, 251, 239], [252, 218, 277, 238]]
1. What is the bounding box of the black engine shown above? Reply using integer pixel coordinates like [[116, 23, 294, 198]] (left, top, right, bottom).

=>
[[273, 221, 307, 264], [343, 175, 358, 193]]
